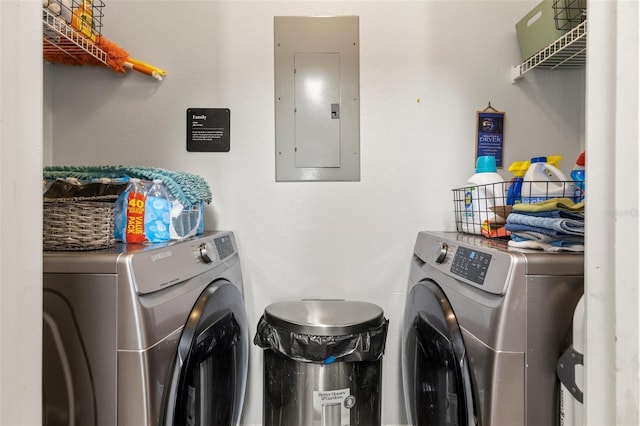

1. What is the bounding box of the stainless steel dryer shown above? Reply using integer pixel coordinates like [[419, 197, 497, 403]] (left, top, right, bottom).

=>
[[43, 231, 249, 426], [402, 231, 583, 425]]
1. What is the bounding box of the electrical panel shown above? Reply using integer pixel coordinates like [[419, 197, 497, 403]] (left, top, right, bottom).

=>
[[275, 16, 360, 181]]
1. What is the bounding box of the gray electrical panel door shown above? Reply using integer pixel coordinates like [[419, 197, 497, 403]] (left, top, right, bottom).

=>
[[294, 53, 341, 168], [275, 16, 360, 182]]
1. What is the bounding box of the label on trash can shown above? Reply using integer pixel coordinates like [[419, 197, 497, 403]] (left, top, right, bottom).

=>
[[313, 387, 354, 426]]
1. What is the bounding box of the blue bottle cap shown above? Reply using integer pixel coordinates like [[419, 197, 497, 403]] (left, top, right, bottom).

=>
[[476, 156, 497, 173], [530, 156, 547, 163]]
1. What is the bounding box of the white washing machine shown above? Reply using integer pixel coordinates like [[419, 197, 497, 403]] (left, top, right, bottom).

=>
[[43, 231, 249, 426], [402, 231, 583, 425]]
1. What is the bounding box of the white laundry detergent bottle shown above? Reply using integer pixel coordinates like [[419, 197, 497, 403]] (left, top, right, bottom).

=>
[[459, 155, 506, 235], [521, 156, 572, 204]]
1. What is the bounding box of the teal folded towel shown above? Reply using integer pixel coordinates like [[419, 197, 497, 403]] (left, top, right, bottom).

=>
[[44, 165, 212, 209]]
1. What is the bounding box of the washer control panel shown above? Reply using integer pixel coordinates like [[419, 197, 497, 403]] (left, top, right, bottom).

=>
[[213, 234, 235, 260], [129, 231, 238, 295], [196, 233, 235, 264], [415, 232, 513, 295], [450, 246, 492, 286]]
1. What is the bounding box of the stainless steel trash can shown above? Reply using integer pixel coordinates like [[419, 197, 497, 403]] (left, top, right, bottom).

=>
[[254, 299, 389, 426]]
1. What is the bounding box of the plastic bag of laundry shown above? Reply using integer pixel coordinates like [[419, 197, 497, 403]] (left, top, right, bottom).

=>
[[253, 300, 389, 364]]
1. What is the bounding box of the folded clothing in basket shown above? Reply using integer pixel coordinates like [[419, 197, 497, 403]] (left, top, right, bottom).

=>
[[506, 214, 584, 236], [505, 197, 585, 252], [43, 177, 128, 199], [43, 165, 212, 209]]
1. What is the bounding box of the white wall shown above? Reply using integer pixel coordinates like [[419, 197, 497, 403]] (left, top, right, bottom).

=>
[[585, 1, 640, 424], [45, 1, 585, 424], [0, 0, 43, 424]]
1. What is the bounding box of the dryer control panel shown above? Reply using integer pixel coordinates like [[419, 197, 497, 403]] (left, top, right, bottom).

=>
[[450, 246, 492, 286]]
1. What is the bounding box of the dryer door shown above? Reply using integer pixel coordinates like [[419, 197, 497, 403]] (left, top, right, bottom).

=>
[[402, 279, 477, 426], [161, 279, 249, 426]]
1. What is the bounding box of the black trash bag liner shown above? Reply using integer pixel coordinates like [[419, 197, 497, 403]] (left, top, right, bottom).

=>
[[254, 315, 389, 364]]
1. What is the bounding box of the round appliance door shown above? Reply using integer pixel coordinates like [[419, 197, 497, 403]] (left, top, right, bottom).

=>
[[402, 279, 477, 426], [161, 279, 249, 426], [43, 291, 97, 426]]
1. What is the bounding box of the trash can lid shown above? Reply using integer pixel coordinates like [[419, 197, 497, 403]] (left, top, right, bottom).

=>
[[263, 299, 385, 336]]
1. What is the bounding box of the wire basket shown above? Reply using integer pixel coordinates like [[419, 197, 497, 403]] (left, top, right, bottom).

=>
[[43, 195, 117, 251], [42, 0, 105, 37], [453, 181, 580, 238], [453, 182, 509, 237], [553, 0, 586, 31]]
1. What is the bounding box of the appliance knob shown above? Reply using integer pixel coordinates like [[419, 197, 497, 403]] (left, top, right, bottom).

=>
[[198, 242, 215, 264], [434, 242, 448, 264]]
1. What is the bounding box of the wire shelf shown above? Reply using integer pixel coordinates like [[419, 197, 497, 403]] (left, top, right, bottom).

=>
[[42, 1, 107, 67], [512, 19, 587, 82]]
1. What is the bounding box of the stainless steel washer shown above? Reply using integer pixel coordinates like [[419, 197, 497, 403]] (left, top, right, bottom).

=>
[[43, 231, 249, 426], [402, 231, 583, 425]]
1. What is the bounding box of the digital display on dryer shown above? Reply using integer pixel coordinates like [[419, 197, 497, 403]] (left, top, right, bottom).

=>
[[450, 246, 491, 285]]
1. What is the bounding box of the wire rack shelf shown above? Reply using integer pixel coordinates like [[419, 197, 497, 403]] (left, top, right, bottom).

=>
[[42, 2, 107, 67], [512, 19, 587, 82]]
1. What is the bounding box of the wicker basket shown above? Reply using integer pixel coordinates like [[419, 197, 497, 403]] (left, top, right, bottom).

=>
[[43, 196, 117, 251]]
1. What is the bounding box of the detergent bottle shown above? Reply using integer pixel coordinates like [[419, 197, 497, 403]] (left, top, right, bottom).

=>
[[506, 160, 530, 205], [521, 156, 571, 203], [70, 0, 96, 41], [459, 155, 506, 235], [570, 151, 585, 202], [546, 155, 566, 172]]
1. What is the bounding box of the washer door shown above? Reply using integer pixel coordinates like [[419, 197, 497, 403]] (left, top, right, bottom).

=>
[[161, 279, 249, 426], [43, 290, 97, 426], [402, 279, 477, 426]]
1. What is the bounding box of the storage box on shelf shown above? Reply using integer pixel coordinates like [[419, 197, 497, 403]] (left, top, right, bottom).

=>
[[516, 0, 570, 61], [512, 0, 587, 81]]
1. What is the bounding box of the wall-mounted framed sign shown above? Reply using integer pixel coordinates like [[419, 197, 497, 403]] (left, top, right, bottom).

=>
[[187, 108, 230, 152], [476, 102, 505, 168]]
